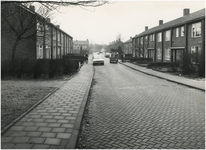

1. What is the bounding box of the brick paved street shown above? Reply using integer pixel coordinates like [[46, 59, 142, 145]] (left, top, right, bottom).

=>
[[78, 57, 205, 149], [1, 61, 93, 149]]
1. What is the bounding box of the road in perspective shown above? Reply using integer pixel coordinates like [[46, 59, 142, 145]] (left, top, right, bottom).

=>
[[77, 54, 205, 149]]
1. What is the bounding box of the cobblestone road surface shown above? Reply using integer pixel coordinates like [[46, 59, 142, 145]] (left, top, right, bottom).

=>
[[80, 57, 205, 149]]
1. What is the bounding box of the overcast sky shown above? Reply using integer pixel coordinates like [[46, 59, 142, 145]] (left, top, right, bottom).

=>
[[51, 0, 205, 45]]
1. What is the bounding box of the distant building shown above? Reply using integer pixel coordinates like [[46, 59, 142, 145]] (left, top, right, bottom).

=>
[[107, 39, 124, 54], [73, 39, 89, 54], [123, 37, 133, 55]]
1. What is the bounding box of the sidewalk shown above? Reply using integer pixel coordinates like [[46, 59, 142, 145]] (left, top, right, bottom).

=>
[[119, 62, 205, 91], [1, 62, 94, 149]]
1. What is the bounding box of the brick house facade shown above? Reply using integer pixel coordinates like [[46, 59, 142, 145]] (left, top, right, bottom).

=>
[[73, 40, 89, 54], [132, 8, 205, 70], [1, 3, 37, 63], [123, 37, 132, 55], [1, 3, 73, 67]]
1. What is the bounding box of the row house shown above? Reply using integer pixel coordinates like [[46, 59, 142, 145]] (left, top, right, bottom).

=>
[[73, 39, 89, 54], [35, 10, 73, 59], [123, 37, 133, 55], [133, 8, 205, 67], [107, 39, 124, 54], [1, 3, 73, 64]]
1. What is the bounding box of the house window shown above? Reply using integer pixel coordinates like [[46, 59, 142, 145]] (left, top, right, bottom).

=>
[[46, 46, 51, 59], [157, 32, 162, 42], [191, 46, 200, 64], [45, 25, 49, 31], [165, 30, 170, 41], [58, 31, 60, 43], [53, 46, 56, 59], [181, 26, 184, 36], [150, 34, 154, 41], [157, 48, 161, 59], [192, 22, 201, 38], [37, 45, 43, 59], [141, 37, 143, 44], [53, 29, 56, 40], [144, 36, 147, 44], [150, 35, 152, 41], [165, 48, 170, 60], [176, 27, 179, 37]]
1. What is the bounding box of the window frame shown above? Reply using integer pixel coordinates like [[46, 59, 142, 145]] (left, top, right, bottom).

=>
[[181, 26, 184, 37], [165, 47, 170, 60], [157, 32, 162, 42], [191, 22, 201, 38], [165, 30, 171, 41], [176, 27, 179, 37], [191, 46, 200, 64]]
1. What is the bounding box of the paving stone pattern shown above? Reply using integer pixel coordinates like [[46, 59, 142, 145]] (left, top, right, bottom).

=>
[[1, 64, 93, 149], [86, 62, 205, 149]]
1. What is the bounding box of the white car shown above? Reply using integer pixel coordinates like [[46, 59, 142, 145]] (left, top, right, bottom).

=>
[[93, 55, 104, 65]]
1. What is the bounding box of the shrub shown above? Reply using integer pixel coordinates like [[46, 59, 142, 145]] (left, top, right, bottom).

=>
[[130, 58, 153, 64], [2, 58, 80, 79]]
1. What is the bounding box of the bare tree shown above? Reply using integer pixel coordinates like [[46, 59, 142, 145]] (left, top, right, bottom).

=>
[[1, 1, 109, 71], [116, 33, 125, 42]]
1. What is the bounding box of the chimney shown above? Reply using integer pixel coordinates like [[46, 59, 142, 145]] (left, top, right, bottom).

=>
[[145, 26, 148, 31], [159, 20, 163, 25], [57, 25, 60, 28], [183, 8, 190, 16], [29, 5, 35, 12], [130, 37, 133, 39]]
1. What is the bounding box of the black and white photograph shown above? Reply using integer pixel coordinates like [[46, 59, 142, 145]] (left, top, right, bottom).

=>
[[1, 0, 205, 149]]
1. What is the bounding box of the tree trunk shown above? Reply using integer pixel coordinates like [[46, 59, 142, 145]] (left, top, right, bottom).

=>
[[11, 38, 20, 72]]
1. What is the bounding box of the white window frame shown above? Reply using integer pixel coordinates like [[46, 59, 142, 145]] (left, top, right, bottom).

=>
[[37, 45, 43, 59], [150, 35, 153, 41], [176, 27, 179, 37], [157, 48, 161, 59], [165, 30, 170, 41], [165, 48, 170, 60], [157, 32, 162, 42], [141, 37, 143, 44], [191, 22, 201, 38], [181, 26, 184, 37]]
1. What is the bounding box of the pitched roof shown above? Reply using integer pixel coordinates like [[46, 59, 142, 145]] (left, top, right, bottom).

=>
[[73, 40, 89, 45], [124, 38, 132, 44], [18, 3, 73, 38], [134, 8, 205, 38]]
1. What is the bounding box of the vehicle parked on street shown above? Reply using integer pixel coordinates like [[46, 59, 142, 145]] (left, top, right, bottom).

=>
[[110, 52, 119, 63], [105, 52, 111, 58], [93, 54, 104, 65]]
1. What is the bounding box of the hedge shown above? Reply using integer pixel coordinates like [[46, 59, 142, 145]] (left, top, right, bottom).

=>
[[2, 58, 80, 79]]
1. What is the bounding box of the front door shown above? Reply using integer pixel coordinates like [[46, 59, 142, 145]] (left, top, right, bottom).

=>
[[148, 49, 154, 61], [171, 49, 183, 65]]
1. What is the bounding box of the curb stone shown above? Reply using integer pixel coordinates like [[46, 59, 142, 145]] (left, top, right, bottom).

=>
[[119, 62, 205, 91], [66, 66, 94, 149]]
